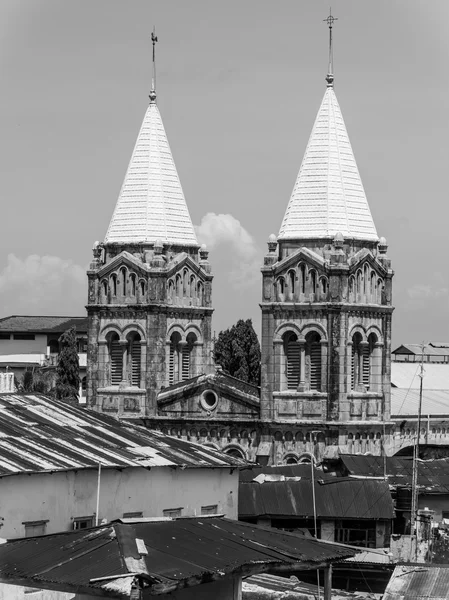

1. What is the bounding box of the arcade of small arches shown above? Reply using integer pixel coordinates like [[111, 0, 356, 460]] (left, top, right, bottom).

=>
[[167, 326, 203, 386], [100, 267, 146, 304], [349, 264, 385, 305], [167, 269, 205, 306], [150, 426, 389, 463], [99, 326, 145, 389], [275, 263, 328, 303], [275, 324, 383, 393]]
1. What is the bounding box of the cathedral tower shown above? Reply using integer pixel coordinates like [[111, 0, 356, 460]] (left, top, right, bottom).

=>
[[260, 16, 394, 446], [86, 36, 213, 417]]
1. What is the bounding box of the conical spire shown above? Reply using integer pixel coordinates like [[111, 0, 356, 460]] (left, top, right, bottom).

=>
[[105, 33, 198, 247], [278, 17, 378, 243]]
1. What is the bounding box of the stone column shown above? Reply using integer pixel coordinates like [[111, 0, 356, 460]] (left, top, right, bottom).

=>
[[297, 338, 307, 391], [346, 341, 353, 392], [119, 340, 128, 385], [98, 340, 108, 388], [374, 342, 384, 393], [274, 339, 284, 391], [320, 339, 328, 393]]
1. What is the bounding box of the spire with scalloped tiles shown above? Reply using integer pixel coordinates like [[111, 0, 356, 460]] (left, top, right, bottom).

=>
[[105, 31, 198, 247], [278, 14, 378, 243]]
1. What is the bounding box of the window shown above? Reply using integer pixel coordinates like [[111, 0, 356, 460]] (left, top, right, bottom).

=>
[[13, 334, 35, 341], [130, 274, 136, 296], [310, 270, 317, 295], [110, 273, 117, 297], [0, 333, 10, 340], [123, 511, 143, 519], [306, 331, 322, 391], [108, 332, 122, 385], [201, 505, 218, 515], [200, 390, 218, 411], [81, 376, 87, 397], [23, 520, 48, 537], [73, 516, 94, 530], [288, 271, 295, 295], [163, 508, 182, 518], [300, 264, 306, 294], [127, 332, 141, 386], [284, 332, 300, 389], [120, 267, 127, 296], [335, 520, 376, 548], [197, 281, 204, 305]]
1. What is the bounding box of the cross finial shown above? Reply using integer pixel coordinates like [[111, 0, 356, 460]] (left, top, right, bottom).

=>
[[150, 26, 158, 103], [323, 9, 337, 87]]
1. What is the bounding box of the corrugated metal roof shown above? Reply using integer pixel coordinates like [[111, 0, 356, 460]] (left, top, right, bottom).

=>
[[0, 316, 88, 333], [104, 101, 198, 247], [0, 517, 355, 598], [278, 87, 378, 242], [239, 464, 333, 483], [391, 388, 449, 416], [383, 565, 449, 599], [239, 478, 394, 520], [337, 455, 449, 493], [0, 393, 246, 475], [392, 343, 449, 358], [391, 363, 449, 390]]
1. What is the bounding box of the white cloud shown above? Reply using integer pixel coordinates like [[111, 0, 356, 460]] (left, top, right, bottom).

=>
[[407, 273, 448, 300], [0, 254, 86, 316], [195, 213, 261, 286]]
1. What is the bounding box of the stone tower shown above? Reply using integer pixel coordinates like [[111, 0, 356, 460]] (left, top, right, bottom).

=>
[[260, 25, 394, 448], [86, 61, 213, 417]]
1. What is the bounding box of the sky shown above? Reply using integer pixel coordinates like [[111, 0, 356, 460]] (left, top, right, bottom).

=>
[[0, 0, 447, 348]]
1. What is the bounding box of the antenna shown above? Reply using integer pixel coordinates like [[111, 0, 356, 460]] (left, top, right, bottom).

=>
[[150, 27, 158, 102], [323, 9, 338, 87]]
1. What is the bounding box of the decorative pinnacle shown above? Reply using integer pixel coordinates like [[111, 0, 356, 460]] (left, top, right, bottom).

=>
[[323, 9, 337, 87], [150, 27, 158, 102]]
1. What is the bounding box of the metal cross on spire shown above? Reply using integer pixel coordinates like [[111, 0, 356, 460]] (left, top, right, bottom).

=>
[[323, 9, 337, 87], [150, 27, 158, 102]]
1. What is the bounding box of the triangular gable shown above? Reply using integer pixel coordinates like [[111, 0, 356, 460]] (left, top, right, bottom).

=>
[[274, 247, 326, 275]]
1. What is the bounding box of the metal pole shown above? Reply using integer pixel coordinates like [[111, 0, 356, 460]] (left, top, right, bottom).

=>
[[95, 462, 101, 526], [310, 452, 320, 600]]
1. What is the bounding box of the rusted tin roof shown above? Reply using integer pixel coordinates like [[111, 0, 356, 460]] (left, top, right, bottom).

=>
[[337, 455, 449, 493], [0, 315, 88, 333], [239, 477, 394, 520], [0, 393, 247, 475], [0, 517, 355, 598], [383, 565, 449, 599]]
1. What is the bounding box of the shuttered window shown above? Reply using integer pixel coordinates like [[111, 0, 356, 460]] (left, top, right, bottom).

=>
[[181, 344, 190, 381], [169, 343, 175, 385], [309, 340, 321, 391], [130, 339, 141, 386], [110, 339, 122, 385], [362, 343, 370, 389], [286, 338, 300, 389]]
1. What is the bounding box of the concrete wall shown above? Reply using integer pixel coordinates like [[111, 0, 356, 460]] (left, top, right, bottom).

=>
[[0, 466, 238, 539], [0, 334, 47, 355]]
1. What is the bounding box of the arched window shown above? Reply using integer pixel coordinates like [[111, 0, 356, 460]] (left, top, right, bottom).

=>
[[197, 281, 204, 305], [377, 279, 384, 304], [190, 275, 196, 298], [285, 454, 299, 465], [127, 332, 141, 387], [356, 270, 362, 297], [169, 332, 181, 385], [320, 277, 328, 297], [176, 274, 182, 298], [306, 331, 321, 391], [288, 271, 295, 296], [139, 280, 145, 300], [120, 267, 127, 296], [168, 279, 174, 301], [284, 332, 300, 390], [370, 272, 376, 301], [300, 264, 306, 295], [101, 280, 108, 302], [107, 332, 122, 385], [278, 277, 285, 296], [349, 276, 355, 302], [351, 332, 369, 391], [364, 264, 369, 297], [183, 269, 188, 296], [110, 274, 117, 297], [182, 332, 197, 381], [310, 270, 317, 295], [130, 273, 136, 297]]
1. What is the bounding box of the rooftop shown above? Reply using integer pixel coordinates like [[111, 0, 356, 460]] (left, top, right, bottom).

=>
[[0, 517, 355, 598], [383, 564, 449, 600], [391, 362, 449, 390], [278, 86, 378, 242], [0, 316, 88, 334], [239, 476, 394, 520], [104, 101, 198, 247], [0, 393, 246, 476], [391, 388, 449, 417]]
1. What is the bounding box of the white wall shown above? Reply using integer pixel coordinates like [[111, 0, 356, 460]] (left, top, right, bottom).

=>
[[0, 466, 238, 539], [0, 334, 47, 355]]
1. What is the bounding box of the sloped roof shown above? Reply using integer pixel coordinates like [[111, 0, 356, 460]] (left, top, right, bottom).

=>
[[392, 343, 449, 358], [238, 478, 394, 520], [383, 565, 449, 600], [336, 455, 449, 493], [0, 518, 355, 598], [391, 388, 449, 417], [391, 363, 449, 390], [0, 316, 88, 334], [278, 87, 378, 242], [104, 101, 198, 247], [0, 393, 246, 475]]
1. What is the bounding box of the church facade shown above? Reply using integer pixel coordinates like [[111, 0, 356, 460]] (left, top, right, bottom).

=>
[[86, 41, 396, 464]]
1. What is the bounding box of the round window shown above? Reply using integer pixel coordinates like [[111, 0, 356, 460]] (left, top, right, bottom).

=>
[[200, 390, 218, 411]]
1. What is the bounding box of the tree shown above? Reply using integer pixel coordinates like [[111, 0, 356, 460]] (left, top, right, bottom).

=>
[[55, 326, 80, 401], [214, 319, 261, 386]]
